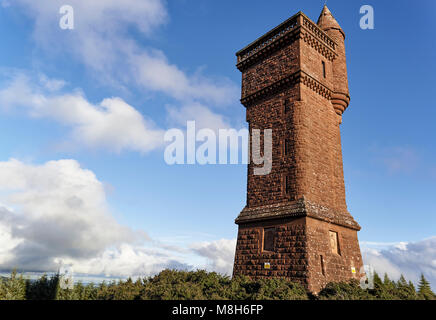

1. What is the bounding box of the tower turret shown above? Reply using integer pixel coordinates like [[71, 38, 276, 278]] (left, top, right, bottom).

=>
[[317, 5, 350, 119]]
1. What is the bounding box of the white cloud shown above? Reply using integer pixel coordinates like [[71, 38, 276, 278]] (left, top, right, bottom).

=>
[[0, 72, 243, 154], [167, 102, 232, 132], [2, 0, 239, 156], [191, 239, 236, 275], [129, 49, 238, 105], [0, 158, 195, 276], [0, 158, 139, 271], [362, 237, 436, 289], [63, 244, 192, 278], [0, 73, 164, 153], [10, 0, 238, 106], [38, 74, 66, 92], [2, 165, 434, 287], [0, 158, 239, 278], [15, 0, 168, 44]]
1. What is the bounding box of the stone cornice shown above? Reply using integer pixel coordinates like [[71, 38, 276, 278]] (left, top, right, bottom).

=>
[[241, 70, 332, 107], [241, 70, 300, 106], [300, 71, 332, 100], [236, 200, 307, 223], [236, 12, 338, 71], [235, 198, 361, 231]]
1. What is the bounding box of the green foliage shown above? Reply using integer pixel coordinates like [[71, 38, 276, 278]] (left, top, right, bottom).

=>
[[96, 278, 144, 300], [417, 274, 435, 300], [25, 273, 60, 300], [318, 280, 373, 300], [395, 275, 418, 300], [139, 270, 309, 300], [243, 277, 309, 300], [369, 272, 398, 300], [318, 273, 429, 301], [57, 281, 99, 300], [0, 270, 26, 300], [0, 269, 431, 300], [141, 269, 231, 300]]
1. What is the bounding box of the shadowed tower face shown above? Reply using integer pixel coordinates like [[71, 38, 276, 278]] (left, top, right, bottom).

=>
[[232, 6, 363, 293]]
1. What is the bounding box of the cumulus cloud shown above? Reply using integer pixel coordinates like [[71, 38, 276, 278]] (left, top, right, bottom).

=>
[[1, 1, 240, 155], [0, 73, 164, 153], [64, 244, 192, 278], [129, 49, 238, 105], [10, 0, 238, 105], [0, 72, 242, 154], [1, 0, 239, 157], [191, 239, 236, 275], [362, 237, 436, 289], [0, 158, 241, 278], [2, 165, 434, 287], [0, 158, 139, 271], [166, 102, 232, 132], [0, 157, 432, 283], [0, 158, 197, 277], [16, 0, 168, 35]]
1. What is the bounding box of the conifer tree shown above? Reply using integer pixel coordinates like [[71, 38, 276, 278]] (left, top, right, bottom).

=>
[[0, 271, 26, 300], [371, 272, 394, 299], [396, 275, 417, 300], [417, 274, 435, 300]]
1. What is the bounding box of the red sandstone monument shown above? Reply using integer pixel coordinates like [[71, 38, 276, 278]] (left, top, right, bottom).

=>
[[233, 6, 364, 293]]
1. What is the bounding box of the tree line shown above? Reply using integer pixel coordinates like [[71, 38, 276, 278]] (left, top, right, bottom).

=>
[[0, 269, 434, 300]]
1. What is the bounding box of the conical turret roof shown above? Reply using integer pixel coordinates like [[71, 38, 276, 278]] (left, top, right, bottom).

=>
[[317, 5, 344, 37]]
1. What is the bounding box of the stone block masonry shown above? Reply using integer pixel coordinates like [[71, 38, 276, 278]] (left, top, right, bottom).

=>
[[233, 6, 364, 293]]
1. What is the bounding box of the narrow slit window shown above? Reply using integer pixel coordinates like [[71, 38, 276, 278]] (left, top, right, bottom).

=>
[[320, 255, 326, 276], [263, 228, 275, 252], [283, 138, 291, 157], [285, 175, 292, 195], [322, 61, 326, 78]]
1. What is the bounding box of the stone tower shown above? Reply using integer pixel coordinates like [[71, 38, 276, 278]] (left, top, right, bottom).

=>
[[233, 6, 363, 293]]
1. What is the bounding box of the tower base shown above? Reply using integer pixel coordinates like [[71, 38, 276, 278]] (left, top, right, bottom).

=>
[[232, 198, 363, 293]]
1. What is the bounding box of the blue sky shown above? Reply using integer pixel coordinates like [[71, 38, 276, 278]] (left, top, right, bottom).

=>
[[0, 0, 435, 286]]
